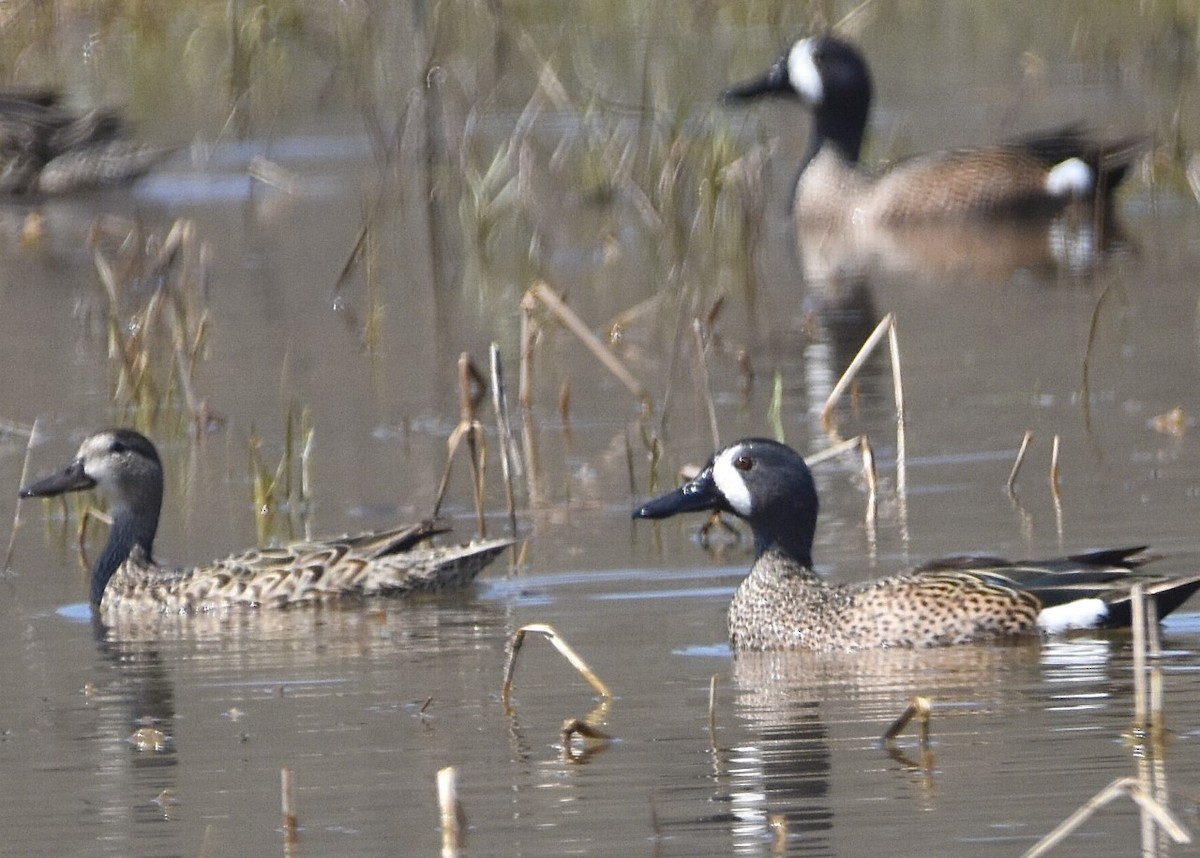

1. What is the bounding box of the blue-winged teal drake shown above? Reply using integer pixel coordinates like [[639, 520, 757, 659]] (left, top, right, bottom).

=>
[[633, 438, 1200, 651], [20, 429, 511, 616], [0, 90, 169, 194], [724, 36, 1145, 224]]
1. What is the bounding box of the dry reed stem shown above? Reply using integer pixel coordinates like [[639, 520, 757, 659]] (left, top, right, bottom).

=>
[[1050, 434, 1062, 498], [4, 419, 38, 572], [881, 696, 932, 746], [860, 436, 877, 524], [1008, 430, 1034, 494], [488, 344, 519, 537], [528, 281, 653, 413], [1021, 776, 1190, 858], [502, 623, 612, 704], [561, 718, 612, 744], [1132, 582, 1148, 734], [76, 506, 111, 575], [432, 355, 488, 533], [437, 766, 465, 855], [804, 435, 864, 468], [820, 312, 903, 432], [768, 814, 789, 854], [280, 767, 298, 846], [708, 673, 719, 751], [691, 319, 720, 450], [623, 430, 638, 498]]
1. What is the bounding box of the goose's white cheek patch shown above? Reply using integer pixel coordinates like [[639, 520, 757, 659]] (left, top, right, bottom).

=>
[[712, 448, 753, 517], [1037, 598, 1108, 633], [788, 40, 823, 104]]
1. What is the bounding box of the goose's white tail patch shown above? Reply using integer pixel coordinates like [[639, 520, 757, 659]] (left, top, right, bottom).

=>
[[1037, 598, 1108, 633], [1045, 157, 1094, 198]]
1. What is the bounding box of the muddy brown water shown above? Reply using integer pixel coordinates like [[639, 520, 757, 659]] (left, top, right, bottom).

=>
[[0, 2, 1199, 855]]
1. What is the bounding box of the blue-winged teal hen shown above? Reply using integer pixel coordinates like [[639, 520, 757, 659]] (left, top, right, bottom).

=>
[[20, 429, 511, 616], [633, 438, 1200, 651], [0, 90, 169, 194], [724, 36, 1145, 224]]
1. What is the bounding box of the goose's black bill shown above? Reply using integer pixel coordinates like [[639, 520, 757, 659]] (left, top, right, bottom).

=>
[[20, 458, 94, 498], [723, 59, 792, 102], [632, 467, 723, 520]]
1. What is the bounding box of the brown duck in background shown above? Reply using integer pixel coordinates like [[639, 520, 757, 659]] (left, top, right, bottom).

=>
[[634, 438, 1200, 652], [724, 35, 1147, 225], [19, 429, 511, 619], [0, 89, 170, 194], [726, 36, 1148, 289]]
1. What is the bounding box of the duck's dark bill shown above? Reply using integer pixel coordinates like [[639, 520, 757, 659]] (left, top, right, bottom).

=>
[[632, 469, 720, 520], [723, 61, 791, 102], [19, 459, 95, 499]]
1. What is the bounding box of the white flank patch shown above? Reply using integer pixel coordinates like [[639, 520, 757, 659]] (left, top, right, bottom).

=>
[[1037, 598, 1108, 633], [1045, 157, 1093, 197], [788, 39, 823, 105], [712, 446, 753, 517]]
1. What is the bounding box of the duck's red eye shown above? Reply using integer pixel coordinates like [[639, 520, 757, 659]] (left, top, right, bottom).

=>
[[734, 454, 753, 471]]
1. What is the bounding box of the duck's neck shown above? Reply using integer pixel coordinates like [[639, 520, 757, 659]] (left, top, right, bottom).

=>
[[753, 528, 814, 571], [804, 99, 868, 168], [92, 504, 157, 607]]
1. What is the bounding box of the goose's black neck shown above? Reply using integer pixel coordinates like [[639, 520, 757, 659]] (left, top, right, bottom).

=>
[[809, 101, 868, 166]]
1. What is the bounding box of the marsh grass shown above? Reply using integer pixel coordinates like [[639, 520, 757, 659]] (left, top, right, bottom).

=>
[[245, 405, 314, 545], [90, 218, 217, 436]]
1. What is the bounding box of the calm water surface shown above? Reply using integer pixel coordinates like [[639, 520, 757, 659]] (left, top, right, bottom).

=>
[[0, 2, 1199, 855]]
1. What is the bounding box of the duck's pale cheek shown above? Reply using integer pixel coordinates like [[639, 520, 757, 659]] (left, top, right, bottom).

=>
[[788, 40, 823, 104], [711, 450, 753, 517]]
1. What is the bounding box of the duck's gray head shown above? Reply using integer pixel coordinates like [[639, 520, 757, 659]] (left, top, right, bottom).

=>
[[21, 429, 165, 605], [632, 438, 819, 567], [725, 36, 872, 163], [21, 428, 163, 532]]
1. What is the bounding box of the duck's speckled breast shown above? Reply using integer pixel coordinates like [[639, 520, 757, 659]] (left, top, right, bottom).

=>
[[727, 551, 1044, 652]]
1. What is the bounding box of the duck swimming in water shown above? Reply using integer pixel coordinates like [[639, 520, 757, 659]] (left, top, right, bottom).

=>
[[724, 36, 1145, 225], [634, 438, 1200, 652], [20, 429, 510, 618]]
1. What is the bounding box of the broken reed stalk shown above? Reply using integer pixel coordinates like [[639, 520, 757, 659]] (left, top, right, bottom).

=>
[[690, 319, 720, 450], [860, 436, 877, 523], [819, 315, 908, 543], [1020, 776, 1191, 858], [1146, 595, 1164, 730], [1049, 434, 1062, 499], [437, 766, 465, 854], [708, 673, 719, 750], [623, 430, 638, 498], [561, 718, 613, 746], [1131, 582, 1148, 734], [820, 312, 903, 432], [502, 623, 612, 704], [803, 435, 863, 468], [768, 371, 784, 442], [1008, 430, 1034, 495], [881, 696, 932, 746], [4, 419, 38, 573], [488, 344, 519, 538], [431, 355, 487, 533], [518, 292, 543, 507], [280, 767, 298, 846], [527, 281, 653, 414]]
